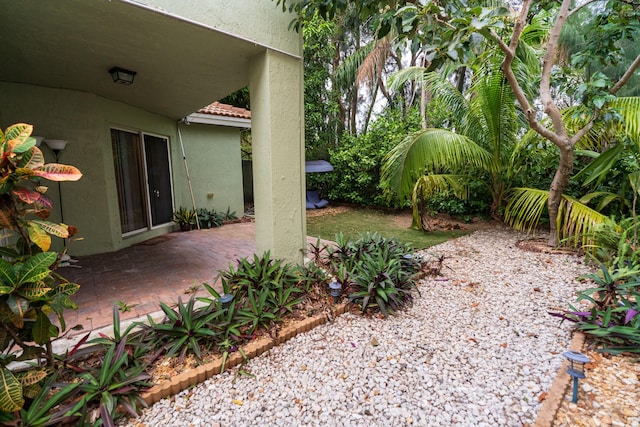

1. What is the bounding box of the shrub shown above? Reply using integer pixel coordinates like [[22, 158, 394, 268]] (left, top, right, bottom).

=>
[[308, 108, 422, 207], [0, 123, 82, 415], [551, 263, 640, 354], [326, 232, 421, 316]]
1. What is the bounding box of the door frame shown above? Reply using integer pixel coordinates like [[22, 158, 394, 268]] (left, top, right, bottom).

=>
[[111, 126, 175, 238]]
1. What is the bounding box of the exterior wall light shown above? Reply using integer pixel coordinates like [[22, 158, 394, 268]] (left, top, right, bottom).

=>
[[328, 281, 342, 304], [562, 350, 591, 403], [43, 139, 68, 157], [109, 67, 137, 85]]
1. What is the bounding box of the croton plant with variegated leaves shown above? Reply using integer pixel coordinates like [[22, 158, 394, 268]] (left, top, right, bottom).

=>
[[0, 123, 82, 414]]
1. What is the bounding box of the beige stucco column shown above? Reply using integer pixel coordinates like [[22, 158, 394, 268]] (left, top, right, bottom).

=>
[[249, 49, 306, 263]]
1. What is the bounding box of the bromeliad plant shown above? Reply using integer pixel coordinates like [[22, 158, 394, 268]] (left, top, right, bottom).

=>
[[0, 123, 82, 414], [173, 206, 197, 230], [327, 232, 421, 317], [145, 295, 221, 362], [66, 339, 152, 427]]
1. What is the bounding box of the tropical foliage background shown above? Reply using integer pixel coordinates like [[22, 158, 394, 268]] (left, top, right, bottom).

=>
[[292, 0, 640, 252]]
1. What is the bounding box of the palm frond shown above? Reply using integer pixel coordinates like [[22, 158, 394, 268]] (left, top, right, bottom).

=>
[[504, 188, 549, 234], [388, 66, 429, 92], [389, 68, 468, 123], [381, 129, 493, 201], [464, 68, 517, 165], [611, 97, 640, 140], [559, 195, 607, 247], [505, 188, 607, 247], [333, 42, 376, 90], [356, 37, 391, 88], [411, 174, 476, 229]]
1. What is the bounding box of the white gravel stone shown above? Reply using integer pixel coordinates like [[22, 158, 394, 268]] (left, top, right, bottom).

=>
[[122, 229, 591, 427]]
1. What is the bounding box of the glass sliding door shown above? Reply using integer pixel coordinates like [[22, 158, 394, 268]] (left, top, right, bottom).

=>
[[111, 129, 173, 235], [144, 134, 174, 226]]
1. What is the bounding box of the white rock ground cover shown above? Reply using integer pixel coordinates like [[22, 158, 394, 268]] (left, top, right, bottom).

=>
[[123, 228, 591, 427]]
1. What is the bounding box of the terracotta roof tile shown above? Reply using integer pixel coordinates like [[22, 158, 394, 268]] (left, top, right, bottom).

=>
[[198, 102, 251, 119]]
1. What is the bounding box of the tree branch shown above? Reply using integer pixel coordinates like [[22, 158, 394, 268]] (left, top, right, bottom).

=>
[[487, 28, 511, 55], [610, 54, 640, 95], [540, 0, 572, 142], [570, 111, 599, 145], [567, 0, 600, 19], [492, 2, 559, 143]]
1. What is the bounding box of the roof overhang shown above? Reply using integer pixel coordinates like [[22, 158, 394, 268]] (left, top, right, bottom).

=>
[[0, 0, 269, 120], [185, 113, 251, 129]]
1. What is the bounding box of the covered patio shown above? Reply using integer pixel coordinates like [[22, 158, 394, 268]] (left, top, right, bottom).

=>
[[59, 222, 324, 335]]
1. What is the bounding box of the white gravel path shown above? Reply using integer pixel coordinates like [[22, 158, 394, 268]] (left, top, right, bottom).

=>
[[124, 228, 591, 427]]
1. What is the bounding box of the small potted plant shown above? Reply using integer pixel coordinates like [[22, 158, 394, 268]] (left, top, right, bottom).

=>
[[173, 206, 196, 231]]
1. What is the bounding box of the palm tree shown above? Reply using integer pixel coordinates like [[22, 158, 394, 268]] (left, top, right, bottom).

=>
[[381, 63, 523, 229]]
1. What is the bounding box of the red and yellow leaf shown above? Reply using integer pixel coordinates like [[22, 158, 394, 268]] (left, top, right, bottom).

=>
[[4, 123, 33, 152], [17, 146, 44, 169], [0, 207, 14, 228], [13, 188, 47, 205], [6, 295, 27, 328], [32, 164, 82, 182], [30, 220, 68, 238], [27, 222, 51, 251]]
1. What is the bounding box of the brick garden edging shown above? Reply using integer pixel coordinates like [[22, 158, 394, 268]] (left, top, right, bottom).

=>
[[140, 303, 350, 406], [139, 306, 583, 424], [534, 331, 586, 427]]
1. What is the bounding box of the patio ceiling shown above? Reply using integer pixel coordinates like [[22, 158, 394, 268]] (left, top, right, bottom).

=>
[[0, 0, 265, 120]]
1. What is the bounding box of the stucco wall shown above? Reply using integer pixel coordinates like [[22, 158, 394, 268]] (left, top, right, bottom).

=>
[[177, 123, 244, 217], [0, 82, 244, 256], [141, 0, 301, 58], [0, 82, 114, 255]]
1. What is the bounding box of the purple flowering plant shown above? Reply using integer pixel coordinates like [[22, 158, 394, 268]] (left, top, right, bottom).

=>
[[550, 263, 640, 354]]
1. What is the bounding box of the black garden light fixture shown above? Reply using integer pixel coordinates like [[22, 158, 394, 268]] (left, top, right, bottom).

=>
[[218, 294, 234, 311], [563, 350, 591, 403], [328, 280, 342, 304], [109, 66, 137, 85]]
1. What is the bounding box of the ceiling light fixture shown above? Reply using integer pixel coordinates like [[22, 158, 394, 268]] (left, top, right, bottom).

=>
[[109, 67, 137, 85]]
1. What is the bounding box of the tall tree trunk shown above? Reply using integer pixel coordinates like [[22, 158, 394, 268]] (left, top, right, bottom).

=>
[[420, 57, 431, 130], [547, 141, 574, 246], [362, 82, 379, 134], [456, 66, 466, 93]]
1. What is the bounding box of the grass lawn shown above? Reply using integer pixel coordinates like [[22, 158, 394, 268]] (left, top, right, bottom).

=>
[[306, 207, 468, 250]]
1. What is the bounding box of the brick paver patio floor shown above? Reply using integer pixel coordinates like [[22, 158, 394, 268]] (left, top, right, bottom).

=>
[[59, 222, 258, 335]]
